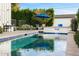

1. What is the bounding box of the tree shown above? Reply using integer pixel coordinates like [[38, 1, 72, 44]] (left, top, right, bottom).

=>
[[11, 3, 20, 26], [46, 18, 53, 26], [11, 6, 54, 27], [25, 9, 34, 25], [31, 17, 42, 27], [46, 8, 54, 17], [11, 3, 20, 12], [34, 8, 45, 14], [76, 8, 79, 23], [46, 8, 54, 26]]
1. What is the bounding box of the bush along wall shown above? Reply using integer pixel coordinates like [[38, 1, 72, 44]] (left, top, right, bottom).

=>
[[74, 31, 79, 48], [0, 26, 3, 34], [16, 24, 36, 30]]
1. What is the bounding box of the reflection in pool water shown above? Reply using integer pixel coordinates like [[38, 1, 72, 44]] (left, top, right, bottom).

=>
[[11, 34, 67, 56]]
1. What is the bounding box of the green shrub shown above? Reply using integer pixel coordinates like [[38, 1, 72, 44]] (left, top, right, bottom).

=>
[[74, 31, 79, 47], [16, 26, 22, 30], [21, 24, 30, 30], [0, 26, 3, 33], [30, 25, 36, 30], [16, 24, 36, 30]]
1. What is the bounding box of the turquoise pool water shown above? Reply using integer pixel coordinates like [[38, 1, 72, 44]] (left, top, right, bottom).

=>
[[11, 34, 67, 56]]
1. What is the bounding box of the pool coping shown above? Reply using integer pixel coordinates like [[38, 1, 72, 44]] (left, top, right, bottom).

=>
[[42, 32, 68, 35], [0, 32, 38, 42]]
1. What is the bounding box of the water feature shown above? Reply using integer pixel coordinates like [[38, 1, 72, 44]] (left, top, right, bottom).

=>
[[11, 33, 67, 56]]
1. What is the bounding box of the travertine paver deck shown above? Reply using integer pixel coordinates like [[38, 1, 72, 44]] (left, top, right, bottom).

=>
[[66, 31, 79, 56], [0, 40, 11, 56], [0, 30, 39, 39]]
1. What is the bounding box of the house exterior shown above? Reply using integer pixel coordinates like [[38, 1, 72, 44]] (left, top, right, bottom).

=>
[[53, 14, 76, 27], [0, 3, 11, 27], [0, 3, 14, 32], [43, 14, 76, 39]]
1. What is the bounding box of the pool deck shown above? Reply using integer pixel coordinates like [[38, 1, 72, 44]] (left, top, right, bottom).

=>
[[0, 30, 79, 56], [0, 40, 11, 56], [66, 31, 79, 56], [0, 30, 39, 39]]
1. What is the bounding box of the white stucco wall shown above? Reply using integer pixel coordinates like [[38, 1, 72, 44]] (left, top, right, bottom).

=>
[[43, 18, 72, 35], [53, 18, 72, 27], [0, 3, 11, 28]]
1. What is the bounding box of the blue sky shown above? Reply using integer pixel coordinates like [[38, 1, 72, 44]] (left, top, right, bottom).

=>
[[20, 3, 79, 15]]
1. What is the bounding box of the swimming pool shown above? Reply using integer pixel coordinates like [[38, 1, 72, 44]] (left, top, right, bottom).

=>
[[11, 33, 67, 56]]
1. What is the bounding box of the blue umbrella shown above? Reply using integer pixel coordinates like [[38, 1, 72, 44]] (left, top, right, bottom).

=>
[[35, 13, 50, 26], [35, 13, 49, 18]]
